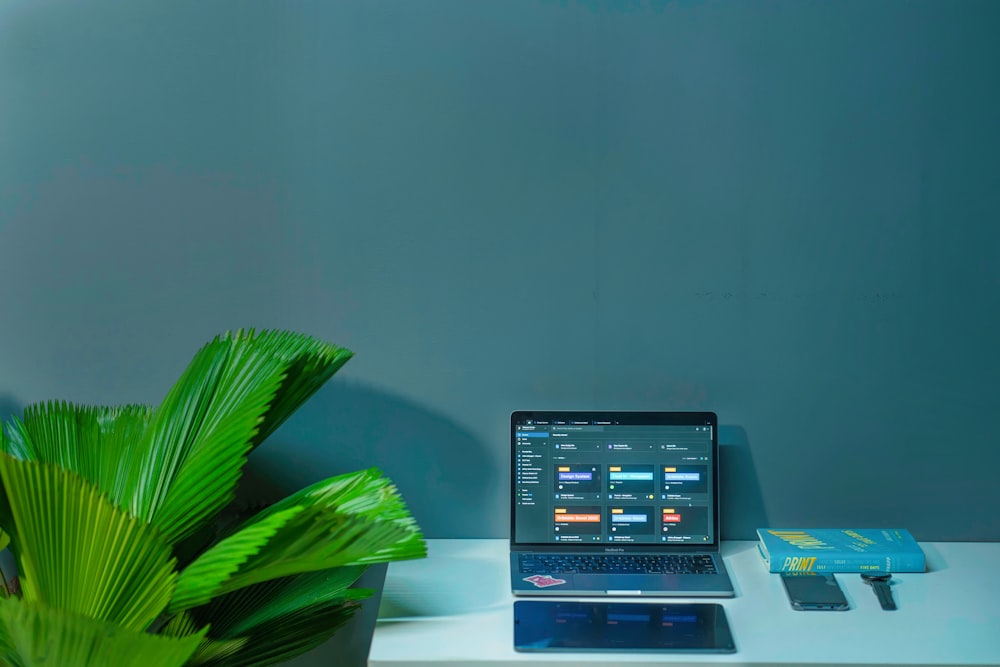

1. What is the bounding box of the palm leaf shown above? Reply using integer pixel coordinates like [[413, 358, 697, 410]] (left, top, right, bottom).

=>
[[169, 468, 424, 613], [186, 637, 252, 667], [129, 329, 353, 547], [241, 330, 353, 450], [0, 598, 204, 667], [0, 526, 11, 600], [0, 456, 176, 631], [192, 565, 368, 637], [161, 613, 248, 667], [0, 331, 354, 552], [191, 601, 360, 667], [183, 566, 368, 666], [0, 429, 8, 565], [0, 329, 419, 666], [1, 402, 153, 511], [161, 610, 202, 638], [128, 332, 285, 545]]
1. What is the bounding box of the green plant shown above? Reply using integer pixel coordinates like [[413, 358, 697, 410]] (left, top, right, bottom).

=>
[[0, 329, 425, 666]]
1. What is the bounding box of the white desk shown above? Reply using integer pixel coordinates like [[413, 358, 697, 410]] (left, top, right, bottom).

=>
[[369, 539, 1000, 666]]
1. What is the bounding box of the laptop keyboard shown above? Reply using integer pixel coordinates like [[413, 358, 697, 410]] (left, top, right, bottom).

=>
[[519, 553, 717, 575]]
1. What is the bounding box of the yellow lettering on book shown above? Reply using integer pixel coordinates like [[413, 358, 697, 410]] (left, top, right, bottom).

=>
[[769, 530, 834, 549], [782, 556, 817, 571]]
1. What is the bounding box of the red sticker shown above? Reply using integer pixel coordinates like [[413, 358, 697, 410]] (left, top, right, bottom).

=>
[[523, 574, 567, 588]]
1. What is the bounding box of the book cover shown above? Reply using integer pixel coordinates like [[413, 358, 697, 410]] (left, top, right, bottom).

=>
[[756, 528, 926, 573]]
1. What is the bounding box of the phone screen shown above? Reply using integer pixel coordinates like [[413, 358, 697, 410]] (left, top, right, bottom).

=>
[[780, 573, 850, 611], [513, 601, 736, 653]]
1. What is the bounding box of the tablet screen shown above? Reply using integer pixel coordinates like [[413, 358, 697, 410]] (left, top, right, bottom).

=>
[[513, 601, 736, 653]]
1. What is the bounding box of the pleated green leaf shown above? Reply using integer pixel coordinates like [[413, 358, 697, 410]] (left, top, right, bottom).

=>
[[0, 429, 10, 565], [0, 329, 421, 666], [0, 456, 176, 631], [182, 566, 367, 666], [0, 330, 355, 552], [129, 329, 354, 547], [160, 610, 201, 638], [168, 505, 306, 612], [242, 330, 353, 450], [190, 600, 359, 667], [193, 566, 368, 637], [0, 598, 204, 667], [161, 612, 249, 666], [186, 637, 252, 667], [1, 402, 153, 512], [169, 468, 424, 613], [0, 422, 9, 560], [128, 332, 284, 545]]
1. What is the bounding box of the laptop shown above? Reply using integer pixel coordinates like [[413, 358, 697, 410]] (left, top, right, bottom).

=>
[[510, 411, 734, 597]]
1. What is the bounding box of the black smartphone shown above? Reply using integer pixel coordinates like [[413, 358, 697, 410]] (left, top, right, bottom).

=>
[[513, 601, 736, 653], [780, 572, 850, 611]]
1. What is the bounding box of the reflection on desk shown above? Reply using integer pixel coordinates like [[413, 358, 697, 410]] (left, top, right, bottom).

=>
[[370, 539, 1000, 666]]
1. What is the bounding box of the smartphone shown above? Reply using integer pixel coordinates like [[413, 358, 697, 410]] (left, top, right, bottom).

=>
[[780, 572, 849, 611], [513, 600, 736, 653]]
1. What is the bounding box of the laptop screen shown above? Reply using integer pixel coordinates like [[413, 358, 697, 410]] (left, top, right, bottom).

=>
[[511, 411, 719, 549]]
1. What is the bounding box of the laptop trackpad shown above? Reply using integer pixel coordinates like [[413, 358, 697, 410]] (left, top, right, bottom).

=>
[[574, 573, 672, 593]]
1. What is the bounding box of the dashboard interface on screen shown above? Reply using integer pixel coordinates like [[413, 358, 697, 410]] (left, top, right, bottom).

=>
[[513, 414, 716, 546]]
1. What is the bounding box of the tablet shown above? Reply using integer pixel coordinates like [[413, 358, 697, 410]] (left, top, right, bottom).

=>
[[513, 600, 736, 653]]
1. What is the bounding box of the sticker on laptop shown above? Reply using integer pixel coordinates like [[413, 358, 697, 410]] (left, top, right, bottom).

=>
[[523, 574, 567, 588]]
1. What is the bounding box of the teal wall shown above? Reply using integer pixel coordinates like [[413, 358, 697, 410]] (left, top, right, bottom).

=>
[[2, 0, 998, 542]]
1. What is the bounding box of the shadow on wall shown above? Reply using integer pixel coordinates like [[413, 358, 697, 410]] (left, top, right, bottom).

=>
[[719, 424, 768, 541], [242, 379, 497, 539]]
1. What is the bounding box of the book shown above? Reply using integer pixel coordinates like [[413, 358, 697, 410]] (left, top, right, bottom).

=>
[[756, 528, 926, 573]]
